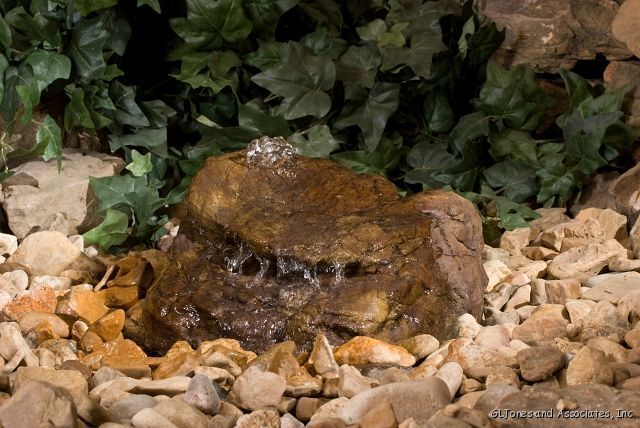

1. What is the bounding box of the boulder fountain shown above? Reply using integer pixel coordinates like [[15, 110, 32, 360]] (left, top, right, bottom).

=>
[[142, 137, 487, 353]]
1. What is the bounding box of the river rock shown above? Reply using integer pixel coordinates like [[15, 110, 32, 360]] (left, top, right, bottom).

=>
[[0, 150, 124, 240], [338, 377, 451, 425], [0, 380, 77, 428], [143, 137, 486, 352], [493, 383, 640, 427], [517, 345, 565, 382], [611, 162, 640, 223], [566, 347, 614, 386], [605, 61, 640, 128], [579, 300, 629, 343], [511, 304, 568, 346], [477, 0, 631, 73], [582, 272, 640, 304], [109, 394, 158, 421], [8, 231, 104, 277], [612, 0, 640, 57], [546, 239, 626, 283], [228, 366, 286, 411], [334, 336, 415, 367]]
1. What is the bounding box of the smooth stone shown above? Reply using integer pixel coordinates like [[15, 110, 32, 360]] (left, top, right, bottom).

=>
[[582, 272, 640, 303], [618, 289, 640, 324], [154, 396, 211, 428], [444, 338, 516, 379], [185, 373, 221, 416], [282, 413, 305, 428], [564, 299, 596, 325], [227, 366, 286, 411], [91, 366, 126, 389], [547, 239, 627, 283], [435, 362, 463, 399], [566, 346, 614, 386], [586, 337, 628, 363], [295, 397, 329, 422], [109, 394, 158, 421], [0, 322, 38, 372], [396, 334, 439, 360], [17, 312, 69, 338], [474, 325, 510, 351], [235, 409, 280, 428], [493, 383, 640, 427], [613, 0, 640, 57], [337, 364, 373, 398], [334, 336, 416, 367], [89, 309, 126, 342], [14, 366, 88, 398], [131, 408, 177, 428], [338, 378, 451, 425], [2, 285, 57, 321], [517, 345, 565, 382], [0, 380, 77, 428], [1, 270, 28, 292], [0, 234, 17, 257], [90, 376, 191, 398], [144, 138, 486, 352], [511, 304, 568, 346], [31, 275, 72, 291], [545, 279, 581, 305], [8, 231, 104, 277], [579, 300, 629, 343], [69, 290, 109, 324], [485, 365, 520, 388], [456, 313, 482, 339]]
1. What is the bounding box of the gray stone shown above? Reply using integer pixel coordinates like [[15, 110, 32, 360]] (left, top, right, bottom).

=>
[[1, 150, 124, 240], [0, 380, 77, 428], [109, 395, 158, 421], [184, 373, 220, 416], [91, 366, 126, 389], [338, 378, 451, 424]]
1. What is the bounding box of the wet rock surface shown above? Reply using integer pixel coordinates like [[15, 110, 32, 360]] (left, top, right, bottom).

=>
[[143, 137, 487, 352]]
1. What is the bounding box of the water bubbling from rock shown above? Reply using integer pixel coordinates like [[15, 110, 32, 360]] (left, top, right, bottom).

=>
[[246, 136, 296, 169]]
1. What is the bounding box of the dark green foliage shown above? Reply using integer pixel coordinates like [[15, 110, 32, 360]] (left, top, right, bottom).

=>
[[0, 0, 637, 250]]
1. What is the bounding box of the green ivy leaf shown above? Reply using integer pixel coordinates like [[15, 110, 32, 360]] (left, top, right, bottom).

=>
[[137, 0, 161, 13], [109, 128, 168, 159], [474, 62, 553, 131], [0, 64, 33, 123], [238, 101, 290, 137], [89, 175, 149, 214], [448, 112, 490, 155], [495, 196, 539, 230], [335, 43, 382, 89], [15, 84, 39, 124], [64, 86, 94, 131], [24, 50, 71, 92], [563, 109, 621, 175], [252, 42, 336, 119], [331, 134, 402, 175], [0, 14, 11, 51], [244, 0, 299, 35], [36, 115, 62, 171], [289, 124, 341, 158], [67, 15, 110, 81], [83, 208, 129, 250], [335, 82, 400, 151], [75, 0, 118, 16], [170, 0, 252, 51], [301, 27, 348, 59], [176, 51, 241, 93], [405, 141, 460, 188], [126, 150, 153, 177], [489, 129, 540, 168], [536, 154, 578, 206], [5, 7, 61, 48], [244, 40, 288, 70], [109, 81, 150, 128], [141, 100, 177, 128], [422, 90, 454, 133], [0, 54, 8, 103], [483, 159, 537, 203]]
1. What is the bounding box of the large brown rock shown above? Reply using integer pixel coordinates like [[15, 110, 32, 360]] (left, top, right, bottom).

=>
[[143, 137, 486, 352], [477, 0, 632, 73]]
